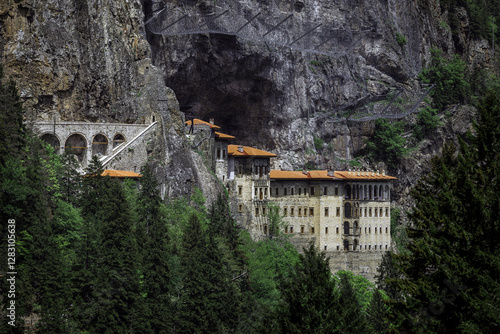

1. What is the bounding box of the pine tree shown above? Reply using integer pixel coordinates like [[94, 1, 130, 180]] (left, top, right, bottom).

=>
[[277, 242, 339, 334], [389, 89, 500, 333], [177, 214, 239, 333], [136, 164, 172, 333], [336, 272, 369, 333], [73, 157, 141, 332]]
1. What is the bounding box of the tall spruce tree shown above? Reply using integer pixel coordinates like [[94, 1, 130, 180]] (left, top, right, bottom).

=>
[[388, 89, 500, 333], [177, 214, 239, 333], [136, 164, 172, 333], [277, 243, 338, 334], [74, 157, 141, 332]]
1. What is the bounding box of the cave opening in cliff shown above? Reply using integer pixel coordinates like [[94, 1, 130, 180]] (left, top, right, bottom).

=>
[[92, 134, 109, 157], [65, 134, 87, 162], [40, 133, 61, 154]]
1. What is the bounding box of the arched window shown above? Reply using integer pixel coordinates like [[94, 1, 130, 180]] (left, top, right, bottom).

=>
[[344, 221, 350, 235], [379, 186, 383, 199], [113, 133, 126, 149], [353, 239, 358, 251], [41, 133, 61, 154], [369, 185, 372, 200], [353, 221, 358, 234], [343, 239, 349, 251], [92, 134, 108, 157], [345, 184, 351, 199], [344, 202, 352, 218], [65, 133, 87, 162], [385, 185, 390, 200]]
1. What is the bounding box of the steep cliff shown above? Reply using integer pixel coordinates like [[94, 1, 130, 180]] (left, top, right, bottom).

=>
[[0, 0, 222, 202], [1, 0, 495, 205]]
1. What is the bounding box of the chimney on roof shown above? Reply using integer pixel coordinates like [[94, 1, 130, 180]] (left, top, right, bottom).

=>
[[376, 170, 380, 176], [303, 165, 308, 175], [348, 168, 351, 175], [382, 169, 385, 176], [327, 163, 335, 177], [209, 118, 215, 125], [238, 146, 244, 153]]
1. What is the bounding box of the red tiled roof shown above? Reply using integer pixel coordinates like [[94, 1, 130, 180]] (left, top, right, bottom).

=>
[[101, 170, 142, 178], [185, 118, 221, 129], [270, 170, 396, 180], [215, 131, 235, 140], [228, 145, 277, 158]]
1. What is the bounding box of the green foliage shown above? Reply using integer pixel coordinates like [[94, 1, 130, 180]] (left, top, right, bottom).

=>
[[387, 88, 500, 333], [395, 32, 407, 47], [364, 118, 408, 169], [418, 48, 470, 110], [414, 106, 442, 140], [266, 201, 288, 239], [277, 243, 338, 333], [313, 136, 324, 151]]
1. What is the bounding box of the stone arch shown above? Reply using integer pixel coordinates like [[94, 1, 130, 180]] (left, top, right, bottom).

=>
[[65, 133, 88, 162], [385, 185, 390, 200], [379, 185, 383, 199], [343, 239, 349, 251], [113, 133, 126, 149], [92, 133, 109, 157], [374, 185, 378, 199], [40, 133, 61, 154], [344, 202, 351, 218]]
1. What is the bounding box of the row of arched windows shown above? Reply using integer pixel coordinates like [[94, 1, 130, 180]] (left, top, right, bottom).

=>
[[344, 184, 390, 200], [40, 133, 126, 162], [336, 241, 389, 251]]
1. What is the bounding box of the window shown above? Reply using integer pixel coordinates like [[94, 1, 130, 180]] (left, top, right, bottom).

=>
[[375, 245, 377, 250], [336, 207, 340, 217], [311, 227, 315, 234], [386, 208, 389, 216], [365, 208, 367, 217], [385, 243, 388, 250], [262, 207, 266, 215], [309, 208, 314, 216], [344, 202, 352, 218], [323, 186, 327, 195], [290, 226, 294, 233], [337, 245, 340, 251], [264, 225, 268, 234], [285, 226, 288, 234], [255, 208, 259, 216], [386, 226, 389, 234], [310, 187, 315, 196], [325, 227, 329, 234], [336, 226, 339, 234], [238, 186, 242, 196], [259, 166, 264, 178], [223, 149, 226, 158], [369, 227, 371, 234], [284, 188, 288, 196], [238, 165, 243, 176], [375, 227, 377, 234], [299, 188, 302, 195], [255, 188, 258, 196], [335, 187, 339, 195], [369, 244, 371, 250], [344, 239, 349, 251], [380, 207, 383, 216], [325, 207, 329, 217], [217, 148, 221, 159], [365, 245, 367, 250], [301, 225, 305, 234], [275, 187, 279, 196], [304, 188, 307, 195], [238, 204, 243, 212], [264, 188, 268, 196], [298, 208, 302, 217], [291, 207, 295, 216], [324, 245, 327, 250], [291, 188, 294, 195], [259, 188, 263, 200], [284, 207, 288, 216], [369, 208, 372, 217], [375, 208, 378, 217], [344, 221, 350, 235]]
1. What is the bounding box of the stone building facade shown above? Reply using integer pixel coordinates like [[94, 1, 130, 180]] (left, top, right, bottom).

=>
[[188, 119, 397, 281]]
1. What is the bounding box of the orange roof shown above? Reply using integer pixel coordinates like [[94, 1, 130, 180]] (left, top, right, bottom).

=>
[[334, 171, 397, 180], [270, 170, 335, 180], [185, 118, 221, 129], [215, 131, 235, 140], [228, 145, 277, 158], [270, 170, 396, 181], [101, 170, 142, 178]]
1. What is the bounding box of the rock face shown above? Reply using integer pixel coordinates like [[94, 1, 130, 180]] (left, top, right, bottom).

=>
[[0, 0, 494, 206], [0, 0, 222, 203]]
